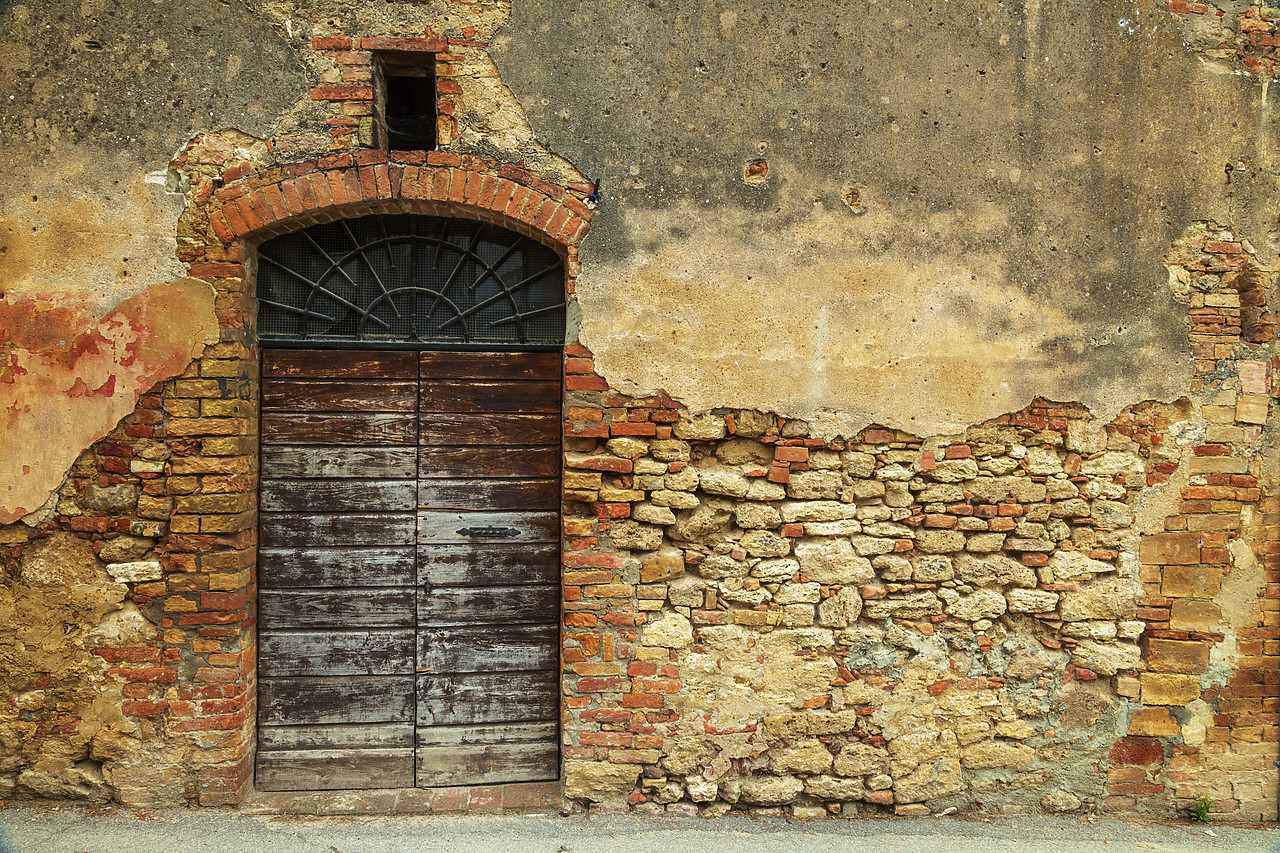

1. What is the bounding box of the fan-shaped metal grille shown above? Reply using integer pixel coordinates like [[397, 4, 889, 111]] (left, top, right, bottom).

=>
[[256, 214, 565, 348]]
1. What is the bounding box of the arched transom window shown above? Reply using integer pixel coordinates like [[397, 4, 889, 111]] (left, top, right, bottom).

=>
[[256, 213, 565, 348]]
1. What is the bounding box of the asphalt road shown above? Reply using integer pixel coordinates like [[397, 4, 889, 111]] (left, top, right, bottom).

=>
[[0, 805, 1274, 853]]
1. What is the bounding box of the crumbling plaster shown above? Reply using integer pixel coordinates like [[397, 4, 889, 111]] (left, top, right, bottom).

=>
[[495, 0, 1280, 435]]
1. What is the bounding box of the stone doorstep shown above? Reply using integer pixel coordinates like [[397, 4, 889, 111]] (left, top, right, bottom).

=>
[[239, 780, 563, 815]]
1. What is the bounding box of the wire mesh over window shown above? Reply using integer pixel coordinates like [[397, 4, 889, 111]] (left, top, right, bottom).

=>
[[256, 214, 565, 348]]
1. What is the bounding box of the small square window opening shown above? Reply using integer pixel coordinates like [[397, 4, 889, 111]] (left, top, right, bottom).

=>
[[374, 53, 437, 151]]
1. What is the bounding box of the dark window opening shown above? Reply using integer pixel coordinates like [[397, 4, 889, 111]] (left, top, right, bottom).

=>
[[375, 53, 436, 151], [256, 214, 566, 348]]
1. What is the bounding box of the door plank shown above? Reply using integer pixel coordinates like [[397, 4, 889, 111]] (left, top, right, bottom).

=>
[[258, 676, 414, 725], [417, 625, 558, 674], [419, 350, 560, 381], [416, 721, 557, 747], [259, 546, 415, 589], [420, 381, 560, 414], [260, 513, 416, 548], [258, 630, 415, 677], [419, 447, 559, 478], [415, 742, 558, 787], [262, 413, 416, 445], [260, 447, 418, 479], [260, 589, 416, 629], [417, 510, 558, 544], [264, 349, 418, 379], [256, 748, 414, 791], [263, 380, 417, 412], [258, 722, 414, 751], [418, 585, 558, 627], [261, 479, 416, 513], [418, 543, 559, 588], [417, 478, 559, 512], [416, 671, 558, 727], [419, 413, 560, 446], [258, 346, 566, 792]]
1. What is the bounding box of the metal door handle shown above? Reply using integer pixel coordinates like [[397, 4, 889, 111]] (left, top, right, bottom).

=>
[[456, 525, 519, 538]]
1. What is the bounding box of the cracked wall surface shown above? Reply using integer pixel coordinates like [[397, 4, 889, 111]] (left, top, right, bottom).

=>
[[0, 0, 1275, 822], [494, 0, 1279, 435]]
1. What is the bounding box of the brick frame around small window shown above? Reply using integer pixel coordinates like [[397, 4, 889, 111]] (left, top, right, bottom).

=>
[[309, 35, 466, 152]]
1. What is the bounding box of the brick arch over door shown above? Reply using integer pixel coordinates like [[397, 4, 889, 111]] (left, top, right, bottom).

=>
[[168, 151, 592, 804], [209, 151, 592, 254]]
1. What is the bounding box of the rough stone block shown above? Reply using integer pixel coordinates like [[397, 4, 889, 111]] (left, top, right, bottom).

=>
[[674, 413, 727, 440], [1143, 638, 1211, 674], [1140, 673, 1202, 706], [106, 561, 163, 583], [640, 548, 684, 582], [642, 612, 692, 648], [770, 739, 833, 775], [833, 743, 889, 776], [738, 774, 803, 806], [1169, 599, 1222, 632], [796, 538, 874, 585], [960, 740, 1035, 768], [1162, 565, 1222, 599], [564, 761, 641, 801], [914, 529, 966, 553], [1127, 708, 1180, 737], [1140, 532, 1201, 566]]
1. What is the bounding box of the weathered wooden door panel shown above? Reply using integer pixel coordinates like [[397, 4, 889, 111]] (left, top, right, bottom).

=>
[[416, 719, 559, 778], [259, 347, 561, 791], [258, 722, 415, 751], [419, 413, 560, 446], [417, 478, 559, 511], [260, 512, 417, 548], [258, 676, 414, 725], [259, 589, 416, 629], [259, 630, 416, 677], [418, 585, 559, 627], [416, 671, 558, 727], [418, 447, 559, 478], [418, 543, 560, 587], [258, 547, 415, 588], [261, 412, 418, 445], [417, 625, 559, 673], [262, 380, 418, 412], [260, 479, 417, 512], [257, 749, 415, 791], [419, 350, 559, 380], [264, 349, 418, 379], [258, 350, 421, 792], [417, 510, 559, 544], [420, 380, 561, 413], [260, 447, 418, 478]]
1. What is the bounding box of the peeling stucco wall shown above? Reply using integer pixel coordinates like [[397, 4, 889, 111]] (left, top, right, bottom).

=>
[[495, 0, 1279, 435], [0, 0, 305, 523], [0, 0, 1274, 822], [0, 281, 218, 523]]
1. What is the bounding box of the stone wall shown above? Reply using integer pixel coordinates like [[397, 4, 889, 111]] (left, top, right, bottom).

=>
[[0, 0, 1276, 822], [556, 356, 1277, 819]]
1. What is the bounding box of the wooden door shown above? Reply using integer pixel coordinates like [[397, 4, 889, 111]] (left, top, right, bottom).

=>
[[256, 349, 561, 791]]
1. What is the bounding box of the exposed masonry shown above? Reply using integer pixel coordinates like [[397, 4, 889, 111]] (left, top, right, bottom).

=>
[[1164, 2, 1280, 77], [0, 158, 1275, 820]]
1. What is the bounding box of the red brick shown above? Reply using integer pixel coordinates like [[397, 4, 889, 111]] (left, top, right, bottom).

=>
[[360, 36, 446, 52], [1109, 736, 1164, 766], [108, 666, 176, 684], [310, 85, 374, 101], [312, 35, 352, 49], [610, 422, 656, 436], [775, 445, 809, 462]]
